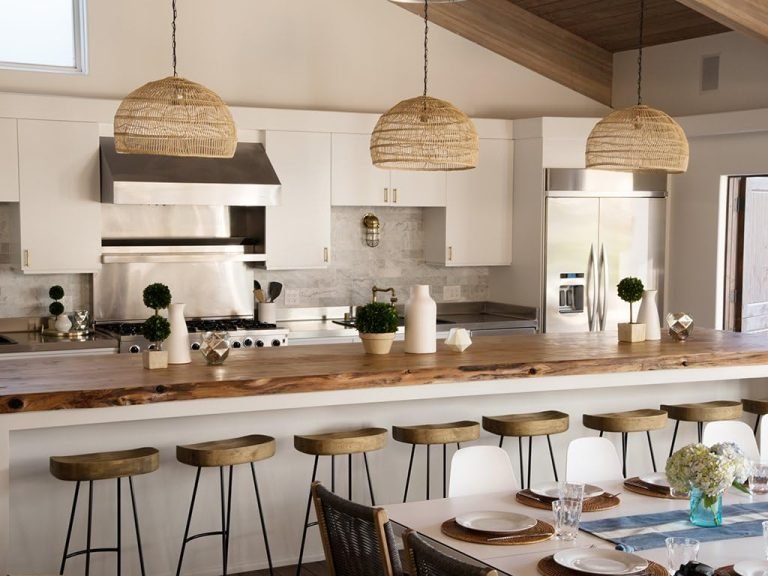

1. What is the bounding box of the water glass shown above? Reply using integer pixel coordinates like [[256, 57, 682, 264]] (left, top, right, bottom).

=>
[[200, 331, 230, 365], [763, 520, 768, 560], [552, 498, 582, 541], [665, 537, 699, 574], [558, 481, 586, 502], [750, 461, 768, 494]]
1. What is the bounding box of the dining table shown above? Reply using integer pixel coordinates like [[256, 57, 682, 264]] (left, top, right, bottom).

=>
[[384, 479, 768, 576]]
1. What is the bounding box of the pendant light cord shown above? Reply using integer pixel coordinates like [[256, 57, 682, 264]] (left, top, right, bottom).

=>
[[172, 0, 178, 77], [423, 0, 429, 99], [636, 0, 644, 105]]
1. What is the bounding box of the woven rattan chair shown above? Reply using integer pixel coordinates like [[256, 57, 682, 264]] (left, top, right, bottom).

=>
[[312, 481, 403, 576], [403, 529, 498, 576]]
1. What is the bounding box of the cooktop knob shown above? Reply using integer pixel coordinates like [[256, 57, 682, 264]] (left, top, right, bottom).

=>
[[231, 340, 242, 349], [243, 337, 254, 347], [129, 345, 141, 354], [256, 340, 265, 348], [190, 342, 201, 351], [271, 339, 282, 347]]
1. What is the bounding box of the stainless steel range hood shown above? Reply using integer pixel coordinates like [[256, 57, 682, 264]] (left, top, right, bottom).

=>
[[100, 137, 281, 206]]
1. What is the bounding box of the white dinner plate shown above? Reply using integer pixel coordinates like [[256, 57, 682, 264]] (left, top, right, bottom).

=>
[[530, 481, 604, 499], [455, 510, 537, 534], [554, 549, 649, 575], [638, 473, 670, 488], [734, 561, 768, 576]]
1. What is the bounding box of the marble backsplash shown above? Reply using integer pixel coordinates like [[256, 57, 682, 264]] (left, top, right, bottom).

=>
[[0, 205, 488, 318]]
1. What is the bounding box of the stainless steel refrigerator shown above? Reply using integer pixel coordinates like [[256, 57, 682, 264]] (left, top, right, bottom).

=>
[[543, 168, 667, 333]]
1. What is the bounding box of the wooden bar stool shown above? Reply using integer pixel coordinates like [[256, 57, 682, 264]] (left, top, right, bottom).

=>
[[582, 409, 667, 477], [661, 400, 743, 456], [175, 434, 276, 576], [482, 411, 569, 489], [392, 420, 480, 501], [294, 427, 387, 576], [50, 446, 159, 576], [742, 398, 768, 435]]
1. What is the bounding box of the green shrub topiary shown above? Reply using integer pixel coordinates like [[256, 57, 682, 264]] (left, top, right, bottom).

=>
[[141, 283, 172, 348], [48, 285, 65, 317], [49, 285, 64, 301], [354, 302, 399, 334], [617, 276, 644, 323], [143, 283, 172, 311]]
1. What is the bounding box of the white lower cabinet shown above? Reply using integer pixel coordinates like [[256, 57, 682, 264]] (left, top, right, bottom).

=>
[[0, 118, 19, 202], [15, 119, 101, 273], [424, 139, 513, 266], [265, 130, 332, 269]]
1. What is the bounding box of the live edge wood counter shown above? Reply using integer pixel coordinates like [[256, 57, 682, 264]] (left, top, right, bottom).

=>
[[3, 328, 768, 415]]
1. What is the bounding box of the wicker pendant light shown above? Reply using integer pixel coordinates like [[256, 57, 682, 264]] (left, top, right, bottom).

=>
[[585, 0, 688, 174], [114, 0, 236, 158], [370, 0, 478, 171]]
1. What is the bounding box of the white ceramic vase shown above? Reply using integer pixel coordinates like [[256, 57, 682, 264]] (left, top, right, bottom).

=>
[[166, 302, 191, 364], [54, 314, 72, 333], [405, 285, 436, 354], [637, 289, 661, 340]]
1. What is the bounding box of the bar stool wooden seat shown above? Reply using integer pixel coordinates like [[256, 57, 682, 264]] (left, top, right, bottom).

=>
[[392, 420, 480, 501], [482, 411, 569, 489], [661, 400, 743, 455], [50, 446, 159, 576], [294, 427, 388, 576], [742, 398, 768, 435], [582, 409, 667, 477], [175, 434, 276, 576]]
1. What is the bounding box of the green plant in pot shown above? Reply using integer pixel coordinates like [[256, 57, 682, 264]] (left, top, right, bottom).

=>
[[355, 301, 399, 355], [617, 276, 646, 343], [141, 282, 172, 369], [48, 285, 72, 333]]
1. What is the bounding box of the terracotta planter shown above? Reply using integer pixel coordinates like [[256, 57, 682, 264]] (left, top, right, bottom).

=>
[[618, 322, 646, 343], [359, 332, 395, 355], [143, 349, 169, 369]]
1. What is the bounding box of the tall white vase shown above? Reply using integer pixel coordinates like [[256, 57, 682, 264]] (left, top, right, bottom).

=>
[[637, 289, 661, 340], [166, 302, 191, 364], [405, 285, 436, 354]]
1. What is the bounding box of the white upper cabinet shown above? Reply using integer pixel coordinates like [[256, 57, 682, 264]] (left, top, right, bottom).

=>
[[331, 133, 446, 207], [424, 139, 513, 267], [0, 119, 19, 202], [16, 119, 101, 273], [265, 130, 332, 270]]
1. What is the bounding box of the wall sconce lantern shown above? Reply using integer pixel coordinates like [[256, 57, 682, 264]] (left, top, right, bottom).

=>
[[362, 213, 380, 247]]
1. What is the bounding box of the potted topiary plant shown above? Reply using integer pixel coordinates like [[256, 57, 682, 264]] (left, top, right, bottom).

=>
[[48, 285, 72, 333], [354, 301, 399, 354], [617, 276, 646, 343], [141, 282, 172, 369]]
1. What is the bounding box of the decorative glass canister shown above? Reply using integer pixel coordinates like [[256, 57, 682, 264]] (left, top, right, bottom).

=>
[[200, 331, 230, 365], [688, 487, 722, 527]]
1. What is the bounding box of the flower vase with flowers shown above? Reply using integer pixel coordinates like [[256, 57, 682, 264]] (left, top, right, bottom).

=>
[[666, 442, 750, 527]]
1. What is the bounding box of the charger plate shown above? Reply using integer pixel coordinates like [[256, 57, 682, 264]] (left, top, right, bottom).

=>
[[538, 555, 666, 576], [516, 489, 620, 512], [441, 518, 554, 545], [624, 477, 688, 500]]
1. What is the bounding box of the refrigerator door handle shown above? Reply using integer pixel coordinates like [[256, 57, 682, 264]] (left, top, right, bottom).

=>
[[586, 244, 596, 332], [598, 243, 607, 330]]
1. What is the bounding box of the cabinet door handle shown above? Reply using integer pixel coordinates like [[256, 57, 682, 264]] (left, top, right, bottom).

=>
[[393, 188, 398, 203], [384, 188, 389, 203], [448, 246, 453, 261], [23, 249, 29, 267], [324, 247, 329, 263]]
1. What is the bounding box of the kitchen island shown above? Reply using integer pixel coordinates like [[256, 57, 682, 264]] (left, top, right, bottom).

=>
[[3, 329, 768, 575]]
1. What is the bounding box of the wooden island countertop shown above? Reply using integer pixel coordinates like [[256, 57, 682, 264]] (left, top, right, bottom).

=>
[[2, 328, 768, 414]]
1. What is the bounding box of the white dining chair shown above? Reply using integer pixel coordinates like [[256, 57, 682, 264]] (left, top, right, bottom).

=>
[[565, 437, 623, 483], [448, 446, 519, 497], [702, 420, 760, 461]]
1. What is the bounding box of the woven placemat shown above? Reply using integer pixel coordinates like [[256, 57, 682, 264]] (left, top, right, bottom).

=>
[[624, 477, 688, 500], [441, 518, 554, 545], [714, 566, 736, 576], [516, 489, 620, 512], [537, 555, 667, 576]]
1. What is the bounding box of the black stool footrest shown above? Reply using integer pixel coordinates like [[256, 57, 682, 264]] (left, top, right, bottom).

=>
[[66, 546, 119, 559]]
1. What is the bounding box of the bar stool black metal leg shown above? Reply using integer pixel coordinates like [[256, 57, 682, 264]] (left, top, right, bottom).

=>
[[402, 444, 415, 502], [546, 435, 558, 481], [224, 465, 234, 576], [250, 463, 274, 576], [363, 452, 376, 505], [331, 455, 335, 492], [219, 467, 227, 576], [426, 444, 431, 500], [499, 436, 505, 449], [697, 422, 703, 443], [755, 414, 761, 436], [296, 456, 319, 576], [60, 481, 81, 575], [527, 437, 533, 489], [646, 430, 657, 472], [128, 476, 147, 576], [517, 436, 524, 490], [116, 477, 122, 576], [85, 480, 93, 576], [599, 430, 604, 438], [348, 454, 352, 500], [177, 467, 201, 576], [669, 420, 680, 457], [621, 433, 628, 478], [443, 443, 447, 498]]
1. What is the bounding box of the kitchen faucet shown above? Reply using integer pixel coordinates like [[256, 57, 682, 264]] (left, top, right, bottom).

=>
[[371, 286, 397, 304]]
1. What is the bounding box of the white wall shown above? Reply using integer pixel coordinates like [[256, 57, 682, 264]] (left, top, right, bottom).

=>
[[0, 0, 608, 119], [613, 32, 768, 116]]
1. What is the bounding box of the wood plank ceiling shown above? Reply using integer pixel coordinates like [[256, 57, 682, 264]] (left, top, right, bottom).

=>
[[396, 0, 768, 106]]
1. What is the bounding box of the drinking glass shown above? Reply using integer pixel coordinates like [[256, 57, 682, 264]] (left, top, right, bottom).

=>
[[558, 481, 585, 502], [750, 461, 768, 494], [200, 331, 230, 365], [763, 520, 768, 560], [665, 537, 699, 575], [552, 498, 582, 541]]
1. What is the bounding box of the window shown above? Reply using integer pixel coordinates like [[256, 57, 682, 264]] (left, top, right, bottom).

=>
[[0, 0, 87, 73]]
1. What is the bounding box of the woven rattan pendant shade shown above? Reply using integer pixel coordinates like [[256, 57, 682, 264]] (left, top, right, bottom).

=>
[[585, 104, 689, 173], [370, 96, 478, 171], [114, 76, 236, 158]]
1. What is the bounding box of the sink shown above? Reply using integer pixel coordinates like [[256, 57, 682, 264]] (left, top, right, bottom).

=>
[[0, 335, 18, 345]]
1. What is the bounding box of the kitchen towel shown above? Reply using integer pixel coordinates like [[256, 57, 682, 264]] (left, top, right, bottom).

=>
[[579, 501, 768, 551]]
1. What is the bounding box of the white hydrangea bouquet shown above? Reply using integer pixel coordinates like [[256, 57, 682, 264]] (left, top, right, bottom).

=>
[[666, 442, 750, 526]]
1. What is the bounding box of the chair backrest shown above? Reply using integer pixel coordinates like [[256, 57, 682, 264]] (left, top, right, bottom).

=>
[[703, 420, 760, 461], [448, 446, 518, 497], [312, 481, 403, 576], [403, 529, 499, 576], [566, 437, 623, 483]]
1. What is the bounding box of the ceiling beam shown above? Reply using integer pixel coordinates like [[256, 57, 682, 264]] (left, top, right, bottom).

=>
[[675, 0, 768, 43], [397, 0, 613, 106]]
